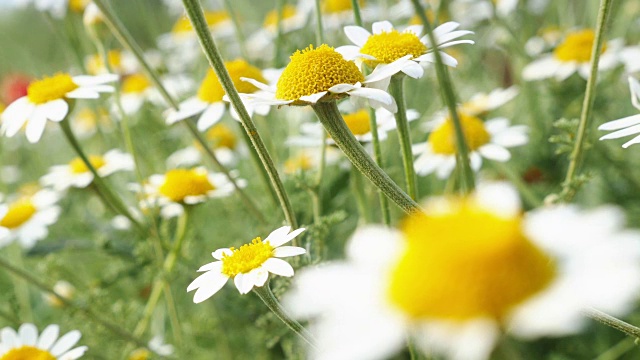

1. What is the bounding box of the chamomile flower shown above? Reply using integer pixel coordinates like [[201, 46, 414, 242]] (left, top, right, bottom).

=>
[[299, 0, 380, 30], [138, 167, 244, 218], [523, 29, 623, 81], [238, 44, 397, 112], [17, 0, 89, 18], [450, 0, 519, 26], [0, 189, 61, 249], [167, 123, 241, 168], [413, 115, 528, 178], [85, 50, 138, 76], [336, 20, 474, 84], [43, 281, 76, 308], [246, 5, 309, 59], [0, 323, 87, 359], [285, 182, 640, 360], [166, 60, 272, 131], [457, 86, 519, 117], [598, 77, 640, 148], [1, 73, 117, 143], [40, 149, 134, 191], [188, 226, 306, 302], [129, 335, 174, 360]]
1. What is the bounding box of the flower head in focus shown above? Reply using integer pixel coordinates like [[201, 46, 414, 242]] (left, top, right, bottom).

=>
[[188, 226, 306, 302], [598, 76, 640, 148], [0, 323, 87, 359]]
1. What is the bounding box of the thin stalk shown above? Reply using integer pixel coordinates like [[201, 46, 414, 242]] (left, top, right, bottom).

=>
[[274, 0, 286, 67], [594, 338, 636, 360], [0, 257, 157, 354], [351, 170, 370, 223], [236, 123, 280, 208], [312, 101, 421, 214], [350, 0, 363, 25], [10, 245, 33, 322], [181, 0, 299, 229], [410, 0, 475, 193], [389, 75, 418, 200], [313, 0, 325, 45], [222, 0, 249, 60], [253, 284, 316, 347], [560, 0, 613, 202], [585, 308, 640, 340], [162, 284, 183, 347]]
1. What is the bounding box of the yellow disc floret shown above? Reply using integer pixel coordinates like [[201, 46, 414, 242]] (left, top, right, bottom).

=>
[[322, 0, 362, 13], [0, 198, 36, 229], [128, 349, 150, 360], [264, 5, 297, 29], [343, 109, 371, 135], [388, 198, 556, 321], [69, 155, 106, 174], [206, 124, 237, 149], [87, 50, 123, 75], [429, 113, 491, 155], [360, 29, 427, 65], [69, 0, 90, 12], [121, 74, 151, 94], [276, 44, 364, 102], [554, 29, 606, 63], [27, 73, 79, 104], [0, 346, 56, 360], [221, 237, 274, 276], [197, 60, 266, 103], [284, 153, 314, 174], [172, 11, 229, 34], [159, 168, 215, 202]]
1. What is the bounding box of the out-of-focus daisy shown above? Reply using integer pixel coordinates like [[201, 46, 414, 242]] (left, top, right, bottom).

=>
[[129, 335, 174, 360], [40, 149, 134, 191], [166, 60, 272, 131], [299, 0, 381, 30], [238, 44, 397, 112], [283, 148, 342, 175], [137, 167, 244, 218], [620, 45, 640, 74], [285, 182, 640, 360], [0, 188, 60, 249], [85, 50, 138, 76], [337, 20, 474, 84], [16, 0, 90, 18], [117, 72, 193, 115], [457, 86, 519, 117], [0, 323, 87, 359], [450, 0, 518, 26], [167, 123, 241, 168], [524, 26, 564, 57], [1, 73, 117, 143], [246, 5, 309, 59], [188, 226, 306, 303], [414, 115, 528, 178], [70, 107, 112, 139], [523, 29, 623, 81], [43, 280, 76, 308], [598, 77, 640, 148]]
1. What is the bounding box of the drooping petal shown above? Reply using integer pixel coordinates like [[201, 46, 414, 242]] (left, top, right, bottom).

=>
[[273, 246, 307, 257], [263, 258, 295, 277], [196, 102, 226, 131]]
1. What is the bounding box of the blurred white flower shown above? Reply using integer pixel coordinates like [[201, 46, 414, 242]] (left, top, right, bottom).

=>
[[0, 189, 61, 249]]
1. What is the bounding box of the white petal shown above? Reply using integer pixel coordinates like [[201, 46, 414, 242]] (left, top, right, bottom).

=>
[[522, 56, 558, 81], [262, 258, 294, 277], [475, 182, 522, 219], [598, 114, 640, 131], [196, 102, 226, 131], [58, 346, 88, 360], [344, 25, 371, 47], [239, 77, 272, 92], [299, 91, 327, 103], [50, 330, 81, 356], [264, 226, 291, 245], [72, 74, 119, 86], [273, 246, 306, 257], [25, 106, 49, 143], [372, 21, 394, 34], [198, 261, 222, 272], [328, 83, 358, 93], [622, 136, 640, 148], [191, 272, 229, 303], [18, 323, 38, 345], [400, 61, 424, 78], [365, 56, 413, 83], [1, 327, 19, 347], [479, 144, 511, 161], [629, 76, 640, 110], [165, 98, 208, 124], [212, 248, 233, 260], [2, 97, 33, 137], [350, 87, 397, 112], [404, 25, 423, 36], [599, 123, 640, 140], [37, 324, 59, 349], [41, 99, 69, 121]]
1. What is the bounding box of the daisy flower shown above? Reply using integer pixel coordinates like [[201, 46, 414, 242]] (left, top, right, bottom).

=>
[[166, 60, 272, 131], [285, 182, 640, 360], [336, 20, 474, 84], [16, 0, 89, 18], [413, 115, 528, 178], [117, 73, 193, 115], [523, 29, 623, 81], [246, 4, 309, 59], [449, 0, 519, 26], [238, 44, 397, 112], [43, 280, 76, 308], [40, 149, 134, 191], [457, 86, 519, 117], [598, 76, 640, 148], [187, 226, 306, 303], [0, 188, 61, 249], [1, 73, 117, 143], [0, 323, 87, 359], [137, 167, 245, 218], [167, 123, 241, 168], [85, 50, 138, 76]]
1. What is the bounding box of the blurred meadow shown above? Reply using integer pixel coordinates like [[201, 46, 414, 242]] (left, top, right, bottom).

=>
[[0, 0, 640, 359]]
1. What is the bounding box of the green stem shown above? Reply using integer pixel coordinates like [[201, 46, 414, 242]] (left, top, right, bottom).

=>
[[222, 0, 249, 60], [410, 0, 475, 193], [560, 0, 613, 202], [253, 284, 316, 347], [162, 284, 183, 347], [585, 308, 640, 340], [350, 0, 363, 26], [314, 0, 325, 45], [312, 101, 421, 214], [389, 75, 418, 200], [351, 170, 370, 223], [181, 0, 298, 229]]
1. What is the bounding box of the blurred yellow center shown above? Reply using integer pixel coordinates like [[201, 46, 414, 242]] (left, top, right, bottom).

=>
[[159, 169, 215, 202], [553, 29, 606, 63], [285, 153, 314, 174], [172, 11, 229, 34], [69, 0, 89, 12], [206, 124, 237, 149], [343, 110, 371, 135], [0, 102, 5, 114], [128, 349, 150, 360], [27, 73, 78, 104], [0, 198, 36, 229], [87, 50, 122, 75], [69, 155, 106, 174], [197, 60, 266, 103], [276, 44, 364, 101], [360, 29, 427, 65], [429, 114, 490, 155], [388, 199, 557, 321], [222, 237, 274, 276], [0, 346, 56, 360], [322, 0, 362, 13], [121, 74, 151, 94], [264, 5, 297, 28]]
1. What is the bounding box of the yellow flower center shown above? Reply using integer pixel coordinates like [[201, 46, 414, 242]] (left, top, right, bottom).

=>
[[360, 29, 427, 65], [284, 153, 314, 174], [172, 11, 229, 34], [121, 74, 151, 94], [128, 349, 150, 360], [197, 60, 266, 103], [263, 5, 297, 29], [27, 73, 79, 105], [322, 0, 362, 13], [0, 102, 5, 114], [0, 198, 36, 229], [69, 0, 90, 12], [553, 29, 606, 63], [221, 237, 274, 277], [158, 169, 215, 202], [0, 346, 56, 360], [388, 199, 557, 321], [343, 109, 371, 135], [429, 113, 491, 155], [69, 155, 106, 174], [206, 124, 237, 149], [275, 44, 364, 102], [87, 50, 122, 75]]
